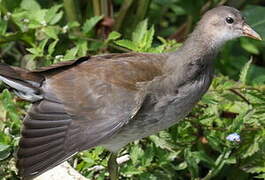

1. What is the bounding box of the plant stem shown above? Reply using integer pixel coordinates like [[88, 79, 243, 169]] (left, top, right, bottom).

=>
[[63, 0, 79, 22], [113, 0, 134, 31], [92, 0, 101, 16]]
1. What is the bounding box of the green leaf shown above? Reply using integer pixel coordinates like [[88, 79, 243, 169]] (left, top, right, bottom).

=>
[[142, 25, 154, 49], [242, 136, 260, 158], [48, 40, 58, 55], [230, 109, 252, 132], [175, 162, 188, 171], [239, 58, 252, 84], [132, 19, 148, 45], [63, 47, 78, 61], [240, 38, 259, 55], [130, 146, 144, 165], [106, 31, 121, 42], [243, 5, 265, 39], [115, 39, 137, 51], [254, 173, 265, 179], [45, 4, 63, 25], [247, 167, 265, 173], [20, 0, 41, 11], [82, 16, 103, 34], [42, 26, 59, 39], [149, 135, 175, 152], [184, 149, 199, 178], [192, 151, 215, 166], [0, 149, 10, 161], [0, 144, 10, 152], [0, 19, 7, 35], [76, 40, 88, 57]]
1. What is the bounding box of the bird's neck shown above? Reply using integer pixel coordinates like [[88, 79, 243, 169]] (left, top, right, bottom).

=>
[[165, 27, 221, 72]]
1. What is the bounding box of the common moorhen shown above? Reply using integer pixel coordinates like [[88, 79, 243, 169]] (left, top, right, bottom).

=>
[[0, 6, 261, 180]]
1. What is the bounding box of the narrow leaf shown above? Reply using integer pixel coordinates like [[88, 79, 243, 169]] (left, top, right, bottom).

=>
[[239, 58, 252, 84]]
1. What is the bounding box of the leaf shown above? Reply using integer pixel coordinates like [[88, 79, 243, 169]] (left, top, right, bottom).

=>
[[0, 90, 20, 123], [247, 167, 265, 173], [106, 31, 121, 42], [142, 25, 154, 49], [174, 162, 188, 171], [132, 19, 148, 45], [239, 58, 252, 84], [130, 146, 144, 165], [42, 26, 59, 39], [230, 109, 252, 132], [149, 135, 175, 152], [63, 47, 78, 61], [82, 16, 103, 34], [242, 136, 260, 158], [48, 40, 58, 55], [254, 173, 265, 179], [192, 151, 215, 166], [240, 38, 259, 55], [184, 149, 199, 178], [243, 5, 265, 39], [115, 39, 137, 51], [45, 5, 63, 25], [0, 19, 7, 35], [0, 144, 10, 152], [20, 0, 41, 11], [76, 40, 88, 57]]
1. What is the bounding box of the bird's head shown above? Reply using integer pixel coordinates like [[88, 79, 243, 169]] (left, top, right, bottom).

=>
[[197, 6, 262, 48]]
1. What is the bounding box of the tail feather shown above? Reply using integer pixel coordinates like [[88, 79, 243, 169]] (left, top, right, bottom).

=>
[[0, 64, 43, 102]]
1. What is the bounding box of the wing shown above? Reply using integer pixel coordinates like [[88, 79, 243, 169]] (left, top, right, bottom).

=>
[[17, 53, 166, 179]]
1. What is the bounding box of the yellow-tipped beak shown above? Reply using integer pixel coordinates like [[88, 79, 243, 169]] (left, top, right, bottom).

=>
[[242, 23, 262, 40]]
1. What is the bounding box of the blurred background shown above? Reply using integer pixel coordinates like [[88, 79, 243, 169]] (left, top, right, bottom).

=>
[[1, 0, 265, 179]]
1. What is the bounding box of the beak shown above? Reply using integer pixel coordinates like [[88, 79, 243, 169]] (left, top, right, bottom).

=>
[[242, 23, 262, 40]]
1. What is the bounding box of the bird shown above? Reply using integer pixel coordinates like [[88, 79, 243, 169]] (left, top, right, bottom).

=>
[[0, 5, 261, 180]]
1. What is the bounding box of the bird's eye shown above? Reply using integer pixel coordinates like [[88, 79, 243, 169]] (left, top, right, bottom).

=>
[[225, 17, 234, 24]]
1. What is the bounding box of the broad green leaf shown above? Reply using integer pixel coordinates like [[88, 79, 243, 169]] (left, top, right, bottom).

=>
[[0, 149, 10, 161], [115, 39, 137, 51], [243, 5, 265, 39], [106, 31, 121, 42], [82, 16, 103, 34], [130, 146, 144, 165], [240, 38, 259, 55], [76, 40, 88, 56], [132, 19, 148, 45], [20, 0, 40, 11], [42, 26, 59, 39], [45, 4, 63, 25], [63, 47, 78, 61], [0, 144, 9, 152]]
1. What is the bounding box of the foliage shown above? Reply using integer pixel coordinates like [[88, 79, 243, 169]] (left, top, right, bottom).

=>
[[1, 0, 265, 179]]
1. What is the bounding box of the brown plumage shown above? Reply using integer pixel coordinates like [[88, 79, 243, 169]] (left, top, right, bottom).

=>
[[0, 6, 261, 179]]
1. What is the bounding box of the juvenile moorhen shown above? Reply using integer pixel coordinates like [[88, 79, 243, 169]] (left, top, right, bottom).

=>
[[0, 6, 261, 180]]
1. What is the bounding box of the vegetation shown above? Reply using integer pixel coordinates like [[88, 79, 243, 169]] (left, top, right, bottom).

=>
[[1, 0, 265, 179]]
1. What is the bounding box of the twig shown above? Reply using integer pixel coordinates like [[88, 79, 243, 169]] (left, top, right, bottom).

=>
[[229, 88, 251, 104]]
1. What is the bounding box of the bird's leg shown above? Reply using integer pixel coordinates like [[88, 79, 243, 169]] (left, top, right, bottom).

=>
[[108, 152, 119, 180]]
